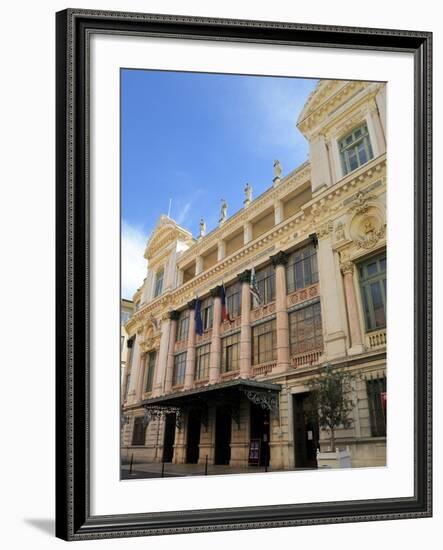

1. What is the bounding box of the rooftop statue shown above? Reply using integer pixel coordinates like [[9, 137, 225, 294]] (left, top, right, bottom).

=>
[[219, 199, 228, 225], [244, 182, 252, 206], [199, 218, 206, 239], [273, 159, 282, 179]]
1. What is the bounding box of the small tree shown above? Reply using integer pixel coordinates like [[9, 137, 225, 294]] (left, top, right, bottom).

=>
[[306, 363, 356, 453]]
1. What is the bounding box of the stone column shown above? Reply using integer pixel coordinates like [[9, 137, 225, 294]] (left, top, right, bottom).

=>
[[164, 311, 180, 394], [126, 337, 142, 405], [238, 270, 252, 378], [271, 251, 290, 374], [365, 104, 386, 156], [195, 256, 203, 275], [209, 286, 222, 384], [317, 225, 347, 359], [184, 300, 196, 389], [152, 317, 170, 397], [244, 222, 252, 245], [217, 240, 226, 261], [340, 262, 365, 355], [135, 352, 146, 402], [274, 200, 283, 225]]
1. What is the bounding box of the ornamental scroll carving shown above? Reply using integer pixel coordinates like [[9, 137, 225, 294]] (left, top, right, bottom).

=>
[[241, 389, 279, 413]]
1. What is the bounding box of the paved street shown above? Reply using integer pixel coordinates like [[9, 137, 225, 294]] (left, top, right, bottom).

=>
[[121, 459, 315, 479]]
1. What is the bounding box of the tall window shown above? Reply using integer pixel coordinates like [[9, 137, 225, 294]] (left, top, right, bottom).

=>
[[154, 268, 164, 298], [195, 344, 211, 380], [358, 254, 386, 331], [221, 332, 240, 372], [132, 417, 146, 446], [176, 310, 189, 342], [252, 319, 276, 365], [366, 376, 387, 437], [256, 264, 275, 305], [286, 244, 318, 294], [173, 352, 187, 386], [339, 123, 374, 175], [289, 302, 323, 355], [226, 282, 241, 318], [201, 296, 213, 331], [145, 351, 156, 392]]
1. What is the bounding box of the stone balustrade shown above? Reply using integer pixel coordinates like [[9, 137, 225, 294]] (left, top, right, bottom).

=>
[[366, 329, 386, 349], [290, 349, 323, 368]]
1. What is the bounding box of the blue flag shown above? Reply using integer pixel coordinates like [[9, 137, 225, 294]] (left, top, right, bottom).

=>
[[194, 296, 203, 335]]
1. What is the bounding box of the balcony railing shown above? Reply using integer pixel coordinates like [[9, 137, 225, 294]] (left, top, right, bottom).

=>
[[291, 349, 323, 368], [366, 329, 387, 349], [252, 361, 276, 376]]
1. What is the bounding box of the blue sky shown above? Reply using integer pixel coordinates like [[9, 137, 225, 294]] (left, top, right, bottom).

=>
[[121, 69, 317, 299]]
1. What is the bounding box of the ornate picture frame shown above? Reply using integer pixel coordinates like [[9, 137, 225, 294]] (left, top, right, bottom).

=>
[[55, 9, 432, 540]]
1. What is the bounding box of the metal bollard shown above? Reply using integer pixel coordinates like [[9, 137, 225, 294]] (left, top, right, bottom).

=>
[[205, 455, 208, 476], [129, 453, 134, 475], [161, 461, 165, 478]]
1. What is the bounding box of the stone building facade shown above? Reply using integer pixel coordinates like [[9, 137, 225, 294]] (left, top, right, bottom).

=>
[[121, 79, 387, 471]]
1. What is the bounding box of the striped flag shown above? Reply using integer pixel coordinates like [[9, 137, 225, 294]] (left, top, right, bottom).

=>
[[220, 283, 232, 323], [194, 296, 203, 335], [250, 266, 261, 308]]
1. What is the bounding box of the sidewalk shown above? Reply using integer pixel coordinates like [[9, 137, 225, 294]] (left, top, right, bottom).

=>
[[120, 460, 289, 479]]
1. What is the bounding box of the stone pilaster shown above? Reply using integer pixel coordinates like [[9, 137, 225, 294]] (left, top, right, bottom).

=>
[[184, 300, 196, 389], [152, 317, 171, 396], [340, 262, 365, 355], [209, 286, 222, 384], [164, 310, 180, 394], [317, 224, 348, 359], [271, 251, 290, 373]]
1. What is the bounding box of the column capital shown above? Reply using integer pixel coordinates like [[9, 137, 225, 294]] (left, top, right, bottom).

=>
[[317, 220, 334, 240], [340, 261, 354, 276], [187, 299, 197, 310], [168, 310, 180, 321], [270, 250, 288, 267], [210, 285, 222, 298], [237, 269, 251, 283]]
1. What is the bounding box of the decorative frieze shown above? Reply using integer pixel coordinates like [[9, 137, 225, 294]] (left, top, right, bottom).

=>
[[286, 283, 319, 309], [251, 302, 276, 322]]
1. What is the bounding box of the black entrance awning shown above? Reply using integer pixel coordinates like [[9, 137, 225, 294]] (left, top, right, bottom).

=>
[[142, 378, 280, 409], [127, 378, 281, 429]]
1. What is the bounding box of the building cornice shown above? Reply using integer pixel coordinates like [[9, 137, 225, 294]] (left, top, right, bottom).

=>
[[177, 162, 311, 266], [126, 156, 386, 335]]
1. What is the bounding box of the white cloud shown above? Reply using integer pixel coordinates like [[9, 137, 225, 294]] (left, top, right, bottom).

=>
[[121, 221, 149, 300], [243, 77, 317, 161], [176, 201, 191, 224]]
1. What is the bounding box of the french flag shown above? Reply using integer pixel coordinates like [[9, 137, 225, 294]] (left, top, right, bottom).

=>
[[220, 283, 232, 323]]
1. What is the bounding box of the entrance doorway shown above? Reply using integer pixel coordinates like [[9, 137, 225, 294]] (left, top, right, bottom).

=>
[[162, 413, 176, 463], [214, 407, 232, 465], [293, 393, 319, 468], [250, 403, 270, 467], [186, 409, 202, 464]]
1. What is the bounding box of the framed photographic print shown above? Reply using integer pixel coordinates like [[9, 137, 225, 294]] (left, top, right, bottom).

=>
[[55, 8, 432, 541]]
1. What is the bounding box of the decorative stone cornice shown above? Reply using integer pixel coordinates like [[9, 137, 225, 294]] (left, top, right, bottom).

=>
[[237, 269, 251, 284], [187, 299, 197, 310], [270, 250, 288, 267]]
